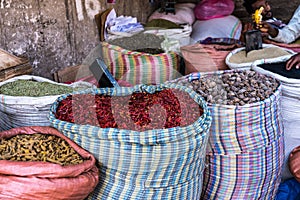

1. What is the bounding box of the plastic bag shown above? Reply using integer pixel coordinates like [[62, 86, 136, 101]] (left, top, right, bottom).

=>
[[0, 75, 96, 131], [252, 57, 300, 181], [0, 126, 99, 200], [194, 0, 234, 20], [148, 3, 196, 25], [180, 43, 239, 74], [191, 15, 242, 41], [49, 84, 212, 199]]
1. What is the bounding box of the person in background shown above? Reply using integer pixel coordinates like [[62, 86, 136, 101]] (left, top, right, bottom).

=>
[[243, 0, 273, 21], [259, 5, 300, 44], [243, 0, 286, 31], [286, 53, 300, 70]]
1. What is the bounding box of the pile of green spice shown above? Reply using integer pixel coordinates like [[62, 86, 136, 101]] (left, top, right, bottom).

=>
[[0, 80, 74, 97]]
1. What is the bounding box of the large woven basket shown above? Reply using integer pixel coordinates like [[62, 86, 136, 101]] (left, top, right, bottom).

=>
[[170, 71, 284, 199], [49, 83, 212, 200], [101, 42, 181, 86]]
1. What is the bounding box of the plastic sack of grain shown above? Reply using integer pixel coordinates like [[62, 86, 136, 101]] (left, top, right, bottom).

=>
[[0, 75, 95, 131], [191, 15, 242, 42], [170, 70, 284, 199], [180, 42, 240, 74], [143, 23, 193, 47], [101, 42, 181, 86], [0, 126, 99, 200], [48, 83, 212, 200], [252, 58, 300, 181], [148, 3, 196, 25], [225, 44, 295, 70]]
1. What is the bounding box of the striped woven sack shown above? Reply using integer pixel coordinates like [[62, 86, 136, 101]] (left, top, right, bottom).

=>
[[48, 83, 212, 200], [170, 70, 284, 199], [101, 42, 181, 86]]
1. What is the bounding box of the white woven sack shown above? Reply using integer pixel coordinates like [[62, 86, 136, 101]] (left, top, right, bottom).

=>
[[226, 44, 295, 70], [0, 75, 95, 131], [252, 59, 300, 181], [143, 24, 192, 47]]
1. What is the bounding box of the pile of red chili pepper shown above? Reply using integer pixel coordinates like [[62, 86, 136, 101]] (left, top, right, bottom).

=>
[[55, 89, 203, 131]]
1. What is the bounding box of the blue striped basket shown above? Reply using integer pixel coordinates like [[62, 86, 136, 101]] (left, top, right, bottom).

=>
[[172, 70, 284, 199], [48, 83, 212, 200]]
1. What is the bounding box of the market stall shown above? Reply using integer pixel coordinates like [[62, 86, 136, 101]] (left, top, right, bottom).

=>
[[1, 0, 300, 199]]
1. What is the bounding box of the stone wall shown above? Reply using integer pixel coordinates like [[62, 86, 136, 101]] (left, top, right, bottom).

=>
[[0, 0, 298, 80]]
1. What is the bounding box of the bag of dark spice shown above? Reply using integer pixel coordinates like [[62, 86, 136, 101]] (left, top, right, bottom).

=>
[[252, 58, 300, 181], [0, 126, 99, 200], [0, 75, 95, 131], [48, 83, 212, 200]]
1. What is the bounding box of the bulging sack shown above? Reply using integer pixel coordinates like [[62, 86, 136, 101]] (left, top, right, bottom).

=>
[[191, 15, 242, 42], [170, 70, 284, 199], [0, 75, 95, 131], [253, 59, 300, 181], [180, 43, 239, 74], [226, 44, 295, 70], [49, 83, 212, 200], [148, 3, 196, 25], [194, 0, 234, 20], [0, 126, 99, 200], [101, 42, 181, 86]]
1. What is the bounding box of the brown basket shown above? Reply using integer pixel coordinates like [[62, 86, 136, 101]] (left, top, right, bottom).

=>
[[0, 48, 33, 81]]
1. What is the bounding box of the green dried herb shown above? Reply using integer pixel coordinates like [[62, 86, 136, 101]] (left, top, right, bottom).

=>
[[0, 80, 74, 97]]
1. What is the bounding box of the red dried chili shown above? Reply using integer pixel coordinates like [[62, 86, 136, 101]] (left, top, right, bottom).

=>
[[55, 89, 203, 131]]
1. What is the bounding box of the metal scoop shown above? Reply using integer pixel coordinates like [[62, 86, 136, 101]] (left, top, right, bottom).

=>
[[245, 30, 263, 56], [245, 7, 264, 55]]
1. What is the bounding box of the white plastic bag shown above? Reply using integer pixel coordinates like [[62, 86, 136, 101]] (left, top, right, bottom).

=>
[[226, 44, 295, 70], [191, 15, 242, 42], [0, 75, 95, 131], [252, 59, 300, 181]]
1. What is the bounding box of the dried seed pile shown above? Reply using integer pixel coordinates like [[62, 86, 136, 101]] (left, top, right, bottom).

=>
[[0, 134, 84, 166], [179, 70, 279, 106], [55, 89, 203, 131], [134, 48, 164, 54], [0, 80, 74, 97], [229, 47, 291, 64], [108, 32, 164, 51]]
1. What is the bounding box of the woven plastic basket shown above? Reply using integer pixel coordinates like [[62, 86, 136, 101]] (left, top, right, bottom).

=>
[[101, 42, 181, 86], [49, 83, 212, 200], [170, 71, 284, 199]]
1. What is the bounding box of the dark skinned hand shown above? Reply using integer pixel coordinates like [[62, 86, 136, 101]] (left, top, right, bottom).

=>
[[258, 21, 279, 38], [286, 53, 300, 70]]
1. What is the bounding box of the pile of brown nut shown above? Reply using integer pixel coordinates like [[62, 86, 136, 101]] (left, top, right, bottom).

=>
[[179, 70, 279, 106]]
